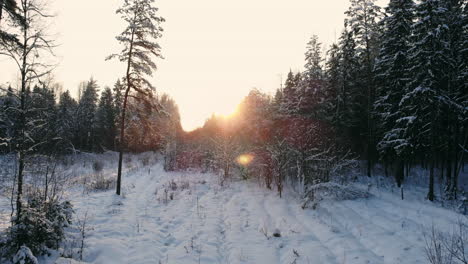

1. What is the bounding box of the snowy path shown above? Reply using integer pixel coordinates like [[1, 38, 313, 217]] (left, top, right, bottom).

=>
[[68, 161, 463, 264]]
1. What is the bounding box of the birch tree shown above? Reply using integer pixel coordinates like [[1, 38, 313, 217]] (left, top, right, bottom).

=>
[[107, 0, 164, 195]]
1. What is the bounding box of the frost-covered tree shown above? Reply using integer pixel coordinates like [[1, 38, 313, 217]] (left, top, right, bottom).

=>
[[107, 0, 164, 195], [280, 71, 301, 116], [304, 35, 323, 82], [0, 0, 56, 219], [337, 22, 361, 148], [29, 84, 58, 153], [0, 86, 18, 152], [396, 0, 455, 201], [374, 0, 415, 186], [345, 0, 382, 176]]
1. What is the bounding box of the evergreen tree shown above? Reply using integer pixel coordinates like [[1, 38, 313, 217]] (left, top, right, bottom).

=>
[[336, 22, 361, 151], [397, 0, 454, 201], [439, 0, 466, 199], [29, 85, 57, 153], [107, 0, 164, 195], [76, 78, 99, 151], [280, 71, 301, 116], [374, 0, 415, 186], [96, 87, 117, 151], [345, 0, 382, 176], [0, 86, 18, 152], [57, 90, 77, 152], [304, 35, 323, 81], [324, 43, 342, 124]]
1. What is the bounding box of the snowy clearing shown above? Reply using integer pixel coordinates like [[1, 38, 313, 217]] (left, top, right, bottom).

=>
[[8, 155, 459, 264]]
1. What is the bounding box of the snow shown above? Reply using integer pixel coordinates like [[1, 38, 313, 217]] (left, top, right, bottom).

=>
[[1, 153, 466, 264]]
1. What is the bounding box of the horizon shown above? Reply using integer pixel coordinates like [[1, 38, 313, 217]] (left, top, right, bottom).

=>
[[0, 0, 388, 131]]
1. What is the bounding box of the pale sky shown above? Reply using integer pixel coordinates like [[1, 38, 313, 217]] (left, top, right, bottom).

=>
[[0, 0, 388, 131]]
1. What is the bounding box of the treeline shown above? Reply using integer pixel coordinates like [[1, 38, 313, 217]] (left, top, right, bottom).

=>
[[174, 0, 467, 201], [0, 78, 181, 154]]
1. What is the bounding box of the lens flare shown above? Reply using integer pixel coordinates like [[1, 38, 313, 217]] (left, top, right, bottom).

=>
[[236, 154, 254, 166]]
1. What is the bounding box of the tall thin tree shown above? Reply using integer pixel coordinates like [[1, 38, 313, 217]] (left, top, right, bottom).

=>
[[0, 0, 55, 218], [107, 0, 164, 195]]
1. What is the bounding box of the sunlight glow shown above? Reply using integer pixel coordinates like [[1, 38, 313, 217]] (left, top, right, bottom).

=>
[[215, 106, 240, 120], [236, 154, 254, 166]]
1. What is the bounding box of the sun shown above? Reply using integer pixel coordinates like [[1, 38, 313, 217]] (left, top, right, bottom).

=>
[[236, 154, 254, 166], [214, 106, 240, 120]]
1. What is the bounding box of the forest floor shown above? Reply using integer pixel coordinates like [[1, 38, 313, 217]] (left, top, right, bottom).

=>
[[1, 153, 466, 264]]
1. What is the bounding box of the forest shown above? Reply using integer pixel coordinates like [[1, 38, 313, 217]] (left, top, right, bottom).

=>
[[0, 0, 467, 263]]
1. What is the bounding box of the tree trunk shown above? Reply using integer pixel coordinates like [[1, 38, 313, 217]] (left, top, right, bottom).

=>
[[428, 158, 435, 202], [116, 26, 135, 196], [116, 86, 130, 195], [395, 159, 404, 188], [16, 11, 28, 219]]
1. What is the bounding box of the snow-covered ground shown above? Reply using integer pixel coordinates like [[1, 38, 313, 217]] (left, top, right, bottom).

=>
[[1, 153, 466, 264]]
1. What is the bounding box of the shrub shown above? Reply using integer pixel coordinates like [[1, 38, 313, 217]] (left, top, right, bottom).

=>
[[13, 246, 38, 264], [1, 198, 73, 261], [302, 182, 369, 209], [92, 160, 104, 173], [141, 156, 150, 166], [88, 174, 115, 191]]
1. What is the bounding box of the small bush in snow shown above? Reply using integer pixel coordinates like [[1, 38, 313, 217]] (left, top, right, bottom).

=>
[[12, 246, 38, 264], [88, 174, 115, 191], [92, 160, 104, 173], [141, 156, 150, 166], [302, 182, 369, 209], [1, 197, 73, 261]]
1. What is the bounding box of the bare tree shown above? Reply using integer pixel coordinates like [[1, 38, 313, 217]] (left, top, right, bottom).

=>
[[0, 0, 56, 219], [107, 0, 164, 195]]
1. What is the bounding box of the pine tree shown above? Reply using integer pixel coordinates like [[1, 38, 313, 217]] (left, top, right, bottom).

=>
[[337, 22, 361, 150], [324, 43, 342, 123], [304, 35, 323, 82], [280, 71, 301, 116], [439, 0, 466, 199], [96, 87, 117, 151], [397, 0, 454, 201], [345, 0, 382, 176], [76, 78, 99, 151], [57, 90, 77, 152], [107, 0, 164, 195], [29, 84, 58, 153], [0, 86, 18, 152], [374, 0, 415, 186]]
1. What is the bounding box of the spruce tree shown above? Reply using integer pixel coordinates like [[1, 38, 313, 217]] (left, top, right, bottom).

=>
[[345, 0, 382, 176], [96, 87, 117, 151], [398, 0, 453, 201], [304, 35, 323, 82], [76, 78, 99, 151], [57, 90, 78, 152], [337, 22, 361, 150], [374, 0, 415, 186]]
